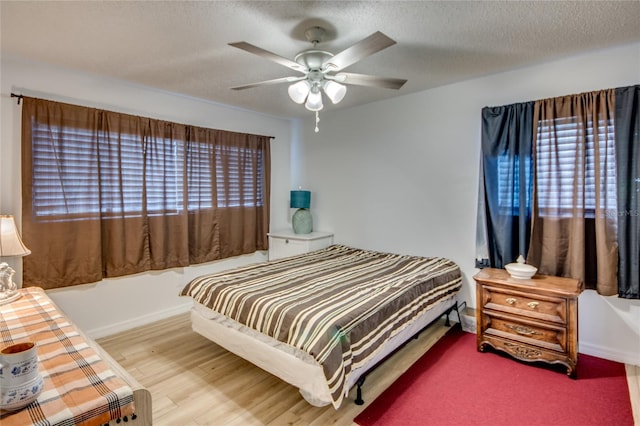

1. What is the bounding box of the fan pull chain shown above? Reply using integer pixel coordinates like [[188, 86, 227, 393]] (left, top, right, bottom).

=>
[[314, 111, 320, 133]]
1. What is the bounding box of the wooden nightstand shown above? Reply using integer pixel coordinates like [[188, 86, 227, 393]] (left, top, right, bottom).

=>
[[474, 268, 584, 377], [267, 230, 334, 261]]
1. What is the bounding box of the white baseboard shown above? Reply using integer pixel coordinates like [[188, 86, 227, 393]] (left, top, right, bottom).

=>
[[85, 303, 638, 367], [579, 341, 640, 366], [86, 302, 193, 339], [450, 315, 637, 365]]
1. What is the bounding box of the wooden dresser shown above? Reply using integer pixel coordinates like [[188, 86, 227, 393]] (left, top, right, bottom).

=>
[[474, 268, 584, 377]]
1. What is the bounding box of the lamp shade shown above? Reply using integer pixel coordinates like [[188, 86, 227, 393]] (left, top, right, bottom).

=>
[[288, 80, 311, 104], [323, 80, 347, 104], [290, 190, 311, 209], [0, 215, 30, 257], [305, 88, 323, 111]]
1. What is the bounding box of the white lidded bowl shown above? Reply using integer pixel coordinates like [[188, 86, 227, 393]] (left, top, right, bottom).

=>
[[505, 255, 537, 279]]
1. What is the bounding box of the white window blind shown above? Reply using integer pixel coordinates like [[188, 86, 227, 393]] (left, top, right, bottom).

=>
[[31, 122, 265, 219], [186, 141, 215, 211], [31, 123, 103, 217], [97, 131, 147, 215], [497, 153, 532, 215], [215, 145, 264, 208], [144, 135, 185, 215], [535, 116, 617, 218]]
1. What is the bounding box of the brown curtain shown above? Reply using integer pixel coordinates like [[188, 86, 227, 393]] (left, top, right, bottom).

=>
[[22, 97, 270, 289], [527, 90, 618, 295]]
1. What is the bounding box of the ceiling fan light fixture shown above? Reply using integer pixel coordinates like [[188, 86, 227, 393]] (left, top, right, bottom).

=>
[[305, 87, 323, 111], [288, 80, 311, 104], [228, 26, 406, 125], [323, 80, 347, 104]]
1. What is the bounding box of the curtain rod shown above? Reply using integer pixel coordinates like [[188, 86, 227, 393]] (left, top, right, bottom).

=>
[[9, 92, 275, 139], [11, 93, 23, 105]]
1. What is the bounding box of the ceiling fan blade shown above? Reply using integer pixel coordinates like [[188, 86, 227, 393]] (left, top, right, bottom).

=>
[[324, 31, 397, 71], [230, 76, 304, 91], [337, 72, 407, 90], [229, 42, 306, 73]]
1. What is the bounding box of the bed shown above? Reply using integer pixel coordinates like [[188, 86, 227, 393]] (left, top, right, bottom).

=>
[[181, 244, 462, 409]]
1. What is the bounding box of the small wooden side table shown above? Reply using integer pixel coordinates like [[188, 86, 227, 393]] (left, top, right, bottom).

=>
[[267, 230, 334, 260], [474, 268, 584, 377]]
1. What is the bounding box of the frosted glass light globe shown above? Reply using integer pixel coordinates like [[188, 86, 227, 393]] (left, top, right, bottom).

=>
[[288, 80, 311, 104]]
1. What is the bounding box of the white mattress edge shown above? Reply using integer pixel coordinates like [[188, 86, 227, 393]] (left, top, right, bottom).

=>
[[190, 294, 458, 407]]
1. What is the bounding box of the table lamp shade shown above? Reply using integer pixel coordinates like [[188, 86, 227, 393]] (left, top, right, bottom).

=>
[[0, 215, 31, 257], [290, 190, 311, 209], [0, 215, 30, 305]]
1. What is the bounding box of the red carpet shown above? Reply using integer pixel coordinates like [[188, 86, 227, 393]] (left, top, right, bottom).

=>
[[354, 326, 634, 426]]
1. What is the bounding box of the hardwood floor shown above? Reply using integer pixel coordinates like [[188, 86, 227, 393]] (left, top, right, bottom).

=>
[[97, 313, 451, 425], [98, 313, 640, 426]]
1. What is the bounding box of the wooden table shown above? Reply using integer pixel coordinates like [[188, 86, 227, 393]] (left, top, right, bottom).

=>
[[474, 268, 584, 377], [0, 287, 151, 425]]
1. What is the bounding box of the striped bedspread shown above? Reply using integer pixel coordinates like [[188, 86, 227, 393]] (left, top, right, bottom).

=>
[[0, 287, 135, 426], [181, 244, 462, 408]]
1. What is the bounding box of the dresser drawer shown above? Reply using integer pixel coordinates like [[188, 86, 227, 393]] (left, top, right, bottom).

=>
[[269, 237, 308, 259], [482, 285, 567, 325], [268, 231, 334, 261], [482, 311, 567, 353], [481, 335, 570, 365]]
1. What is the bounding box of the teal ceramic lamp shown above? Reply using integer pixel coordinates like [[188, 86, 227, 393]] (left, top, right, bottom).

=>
[[290, 190, 312, 234]]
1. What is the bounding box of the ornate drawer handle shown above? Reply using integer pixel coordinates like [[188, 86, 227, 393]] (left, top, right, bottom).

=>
[[527, 301, 539, 309], [506, 324, 538, 336], [505, 297, 517, 305]]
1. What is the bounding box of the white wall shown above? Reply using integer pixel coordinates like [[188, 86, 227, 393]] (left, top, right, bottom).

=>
[[296, 43, 640, 365], [2, 44, 638, 365], [0, 54, 293, 337]]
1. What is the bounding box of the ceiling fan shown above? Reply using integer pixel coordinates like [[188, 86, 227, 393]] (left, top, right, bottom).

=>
[[229, 26, 407, 131]]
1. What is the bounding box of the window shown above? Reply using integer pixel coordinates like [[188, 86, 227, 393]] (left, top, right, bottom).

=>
[[31, 123, 266, 220], [22, 96, 271, 289], [535, 116, 617, 218], [215, 145, 265, 208], [497, 152, 532, 215], [479, 85, 640, 298]]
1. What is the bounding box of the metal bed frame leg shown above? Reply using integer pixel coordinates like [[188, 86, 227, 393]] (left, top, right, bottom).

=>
[[444, 302, 461, 327], [352, 301, 463, 406], [355, 376, 366, 405]]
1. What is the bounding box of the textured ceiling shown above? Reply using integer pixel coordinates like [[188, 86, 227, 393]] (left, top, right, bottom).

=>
[[2, 1, 639, 118]]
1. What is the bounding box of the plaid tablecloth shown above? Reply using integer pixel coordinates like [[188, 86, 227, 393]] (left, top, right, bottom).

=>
[[0, 287, 135, 425]]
